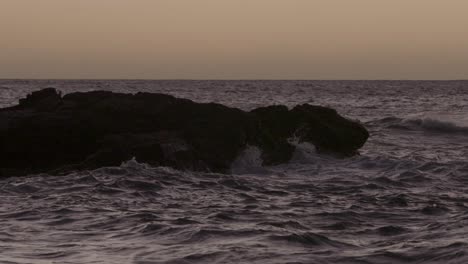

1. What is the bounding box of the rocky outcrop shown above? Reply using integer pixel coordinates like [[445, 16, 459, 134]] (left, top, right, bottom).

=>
[[0, 88, 369, 177]]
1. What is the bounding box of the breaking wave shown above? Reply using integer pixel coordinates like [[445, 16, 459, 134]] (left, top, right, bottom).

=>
[[371, 116, 468, 134]]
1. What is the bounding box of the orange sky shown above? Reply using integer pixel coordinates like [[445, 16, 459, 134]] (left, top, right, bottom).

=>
[[1, 0, 467, 79]]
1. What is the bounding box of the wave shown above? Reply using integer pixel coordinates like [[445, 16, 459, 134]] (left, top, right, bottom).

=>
[[230, 146, 267, 174], [2, 155, 468, 263], [370, 116, 468, 134], [268, 232, 355, 248]]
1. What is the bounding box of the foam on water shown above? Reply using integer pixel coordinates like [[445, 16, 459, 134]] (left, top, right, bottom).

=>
[[230, 146, 267, 175], [1, 80, 468, 263]]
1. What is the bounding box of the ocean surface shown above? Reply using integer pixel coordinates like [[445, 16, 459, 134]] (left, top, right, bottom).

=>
[[1, 80, 468, 264]]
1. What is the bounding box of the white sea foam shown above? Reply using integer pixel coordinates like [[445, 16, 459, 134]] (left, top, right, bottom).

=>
[[230, 145, 267, 174]]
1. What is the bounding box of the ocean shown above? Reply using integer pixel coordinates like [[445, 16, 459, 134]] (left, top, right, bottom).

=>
[[1, 80, 467, 263]]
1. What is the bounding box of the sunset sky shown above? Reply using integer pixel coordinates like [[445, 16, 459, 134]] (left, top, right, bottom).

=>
[[1, 0, 467, 79]]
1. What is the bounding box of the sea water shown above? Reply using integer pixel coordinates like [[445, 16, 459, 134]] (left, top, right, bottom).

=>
[[0, 80, 467, 263]]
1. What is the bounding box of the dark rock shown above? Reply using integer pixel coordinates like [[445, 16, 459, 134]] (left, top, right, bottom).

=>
[[0, 88, 369, 177], [291, 104, 368, 155], [18, 88, 62, 111]]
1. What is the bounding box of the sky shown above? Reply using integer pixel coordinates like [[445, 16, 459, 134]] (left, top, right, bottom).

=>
[[1, 0, 467, 80]]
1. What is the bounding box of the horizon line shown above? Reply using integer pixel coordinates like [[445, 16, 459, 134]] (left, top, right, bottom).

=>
[[1, 78, 468, 82]]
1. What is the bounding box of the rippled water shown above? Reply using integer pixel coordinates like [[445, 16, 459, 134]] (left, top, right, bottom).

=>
[[1, 80, 468, 263]]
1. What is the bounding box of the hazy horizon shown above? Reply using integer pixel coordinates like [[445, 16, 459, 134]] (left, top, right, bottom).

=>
[[2, 78, 468, 81], [1, 0, 467, 80]]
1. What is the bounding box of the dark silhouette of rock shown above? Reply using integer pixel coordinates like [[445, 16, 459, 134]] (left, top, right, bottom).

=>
[[0, 88, 369, 177]]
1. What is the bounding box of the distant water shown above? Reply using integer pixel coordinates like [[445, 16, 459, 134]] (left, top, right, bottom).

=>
[[1, 80, 468, 264]]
